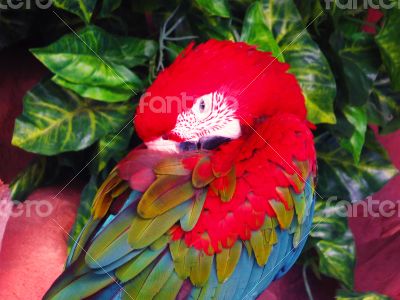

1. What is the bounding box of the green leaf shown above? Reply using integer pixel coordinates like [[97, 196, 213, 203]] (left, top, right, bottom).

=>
[[340, 105, 367, 163], [322, 2, 368, 36], [262, 0, 337, 124], [316, 239, 354, 289], [331, 32, 381, 107], [53, 0, 98, 23], [304, 198, 357, 289], [31, 26, 157, 102], [188, 10, 236, 41], [111, 36, 158, 68], [9, 157, 47, 201], [195, 0, 230, 18], [336, 290, 392, 300], [165, 42, 185, 62], [317, 130, 398, 202], [294, 0, 324, 26], [367, 74, 400, 135], [311, 201, 348, 241], [68, 176, 98, 252], [99, 0, 122, 18], [52, 76, 136, 102], [312, 200, 355, 289], [92, 125, 133, 174], [12, 80, 134, 155], [376, 8, 400, 91], [240, 1, 284, 61]]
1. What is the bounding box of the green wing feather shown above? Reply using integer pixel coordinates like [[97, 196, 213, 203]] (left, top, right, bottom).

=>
[[170, 239, 191, 279], [138, 174, 195, 218], [115, 246, 166, 283], [180, 189, 207, 231], [188, 248, 214, 287], [216, 241, 242, 282], [45, 150, 315, 300], [128, 201, 190, 249]]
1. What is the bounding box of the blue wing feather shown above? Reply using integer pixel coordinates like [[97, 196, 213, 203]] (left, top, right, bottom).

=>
[[48, 174, 315, 299], [239, 179, 315, 299]]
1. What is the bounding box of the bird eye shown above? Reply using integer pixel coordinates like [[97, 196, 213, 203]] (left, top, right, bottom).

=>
[[199, 99, 206, 112], [192, 93, 213, 119]]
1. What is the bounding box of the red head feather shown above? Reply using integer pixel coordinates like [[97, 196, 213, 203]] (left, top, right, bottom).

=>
[[134, 39, 307, 142]]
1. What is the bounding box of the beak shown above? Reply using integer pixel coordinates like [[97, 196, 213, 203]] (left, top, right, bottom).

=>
[[178, 136, 231, 152], [199, 136, 231, 150]]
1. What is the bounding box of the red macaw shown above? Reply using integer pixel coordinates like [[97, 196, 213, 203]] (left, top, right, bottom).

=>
[[45, 39, 316, 300]]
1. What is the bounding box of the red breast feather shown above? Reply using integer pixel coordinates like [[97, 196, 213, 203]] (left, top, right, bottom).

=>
[[170, 113, 316, 254]]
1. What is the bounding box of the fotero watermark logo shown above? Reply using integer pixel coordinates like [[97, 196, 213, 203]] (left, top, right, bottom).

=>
[[0, 199, 54, 219], [0, 0, 52, 10], [325, 196, 400, 218], [137, 92, 239, 115], [138, 92, 196, 114], [324, 0, 400, 9]]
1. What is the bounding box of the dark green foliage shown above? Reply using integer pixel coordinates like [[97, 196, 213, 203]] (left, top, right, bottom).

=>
[[337, 289, 391, 300], [9, 157, 47, 201], [7, 0, 399, 297]]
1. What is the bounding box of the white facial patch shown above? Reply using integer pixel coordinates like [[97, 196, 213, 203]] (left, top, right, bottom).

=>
[[171, 92, 241, 141], [145, 137, 179, 153]]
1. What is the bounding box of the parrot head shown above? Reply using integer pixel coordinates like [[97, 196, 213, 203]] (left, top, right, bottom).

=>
[[135, 39, 307, 152]]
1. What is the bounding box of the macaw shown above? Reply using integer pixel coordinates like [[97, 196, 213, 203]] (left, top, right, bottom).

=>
[[45, 39, 317, 300]]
